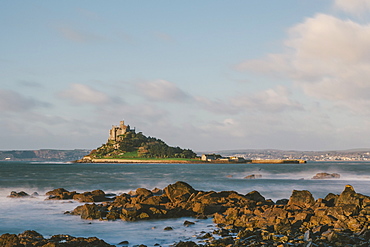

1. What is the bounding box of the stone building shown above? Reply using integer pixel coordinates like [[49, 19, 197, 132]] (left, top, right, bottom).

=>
[[108, 120, 134, 141]]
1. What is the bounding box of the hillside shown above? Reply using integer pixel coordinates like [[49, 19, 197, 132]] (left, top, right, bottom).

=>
[[88, 127, 196, 160]]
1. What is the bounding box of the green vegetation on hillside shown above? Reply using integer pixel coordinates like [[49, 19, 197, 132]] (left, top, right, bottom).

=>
[[89, 131, 197, 159]]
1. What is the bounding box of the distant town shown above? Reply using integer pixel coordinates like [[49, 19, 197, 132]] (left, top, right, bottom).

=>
[[214, 149, 370, 162]]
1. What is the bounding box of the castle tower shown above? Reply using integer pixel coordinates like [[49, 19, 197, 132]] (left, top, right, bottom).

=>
[[109, 120, 132, 141]]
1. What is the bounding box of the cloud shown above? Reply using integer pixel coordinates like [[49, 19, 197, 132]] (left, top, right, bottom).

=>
[[231, 86, 303, 112], [57, 26, 103, 43], [138, 80, 190, 102], [58, 83, 111, 105], [194, 97, 239, 115], [195, 86, 302, 115], [334, 0, 370, 15], [0, 89, 50, 112], [238, 14, 370, 111]]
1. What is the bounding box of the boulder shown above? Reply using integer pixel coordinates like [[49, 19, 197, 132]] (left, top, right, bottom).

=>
[[8, 191, 30, 198], [174, 241, 198, 247], [287, 190, 315, 208], [46, 188, 77, 200], [164, 181, 197, 203], [73, 189, 109, 202], [312, 173, 340, 179], [72, 203, 107, 220], [245, 190, 265, 202], [335, 184, 365, 207]]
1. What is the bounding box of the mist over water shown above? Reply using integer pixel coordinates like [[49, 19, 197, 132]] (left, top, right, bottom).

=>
[[1, 161, 370, 246]]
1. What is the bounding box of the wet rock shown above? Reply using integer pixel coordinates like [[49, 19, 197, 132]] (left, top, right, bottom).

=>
[[244, 174, 262, 179], [73, 189, 109, 202], [46, 188, 111, 202], [118, 240, 129, 245], [72, 203, 107, 220], [164, 181, 197, 203], [197, 232, 212, 239], [46, 188, 77, 200], [174, 241, 198, 247], [63, 182, 370, 246], [183, 220, 195, 226], [312, 172, 340, 179], [164, 226, 173, 231], [8, 191, 30, 198], [0, 231, 114, 247]]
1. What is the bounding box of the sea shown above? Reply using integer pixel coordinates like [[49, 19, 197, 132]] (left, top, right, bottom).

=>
[[1, 161, 370, 246]]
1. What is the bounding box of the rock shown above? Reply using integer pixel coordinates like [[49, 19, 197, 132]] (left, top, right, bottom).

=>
[[164, 181, 197, 203], [8, 191, 30, 198], [46, 188, 111, 202], [197, 232, 213, 239], [118, 240, 129, 245], [63, 182, 370, 246], [244, 174, 262, 179], [46, 188, 77, 200], [312, 172, 340, 179], [335, 184, 365, 207], [276, 199, 289, 205], [0, 231, 114, 247], [73, 189, 109, 202], [164, 226, 173, 231], [0, 233, 21, 246], [151, 188, 163, 195], [174, 241, 198, 247], [287, 190, 315, 208], [245, 190, 265, 202], [184, 220, 195, 226], [72, 203, 107, 220]]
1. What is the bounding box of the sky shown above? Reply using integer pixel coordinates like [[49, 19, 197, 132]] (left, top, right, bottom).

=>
[[2, 0, 370, 152]]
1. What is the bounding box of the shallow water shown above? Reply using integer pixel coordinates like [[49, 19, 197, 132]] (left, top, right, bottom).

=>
[[1, 161, 370, 246]]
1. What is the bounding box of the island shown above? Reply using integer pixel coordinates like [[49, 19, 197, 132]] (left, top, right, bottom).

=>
[[76, 120, 199, 163], [76, 120, 306, 164]]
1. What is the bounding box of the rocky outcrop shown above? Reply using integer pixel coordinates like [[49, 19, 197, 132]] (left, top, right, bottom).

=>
[[52, 182, 370, 246], [212, 184, 370, 246], [8, 191, 30, 198], [312, 172, 340, 179], [46, 188, 112, 202], [0, 230, 114, 247]]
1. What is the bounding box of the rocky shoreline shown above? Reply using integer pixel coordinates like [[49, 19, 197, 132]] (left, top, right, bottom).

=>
[[6, 182, 370, 246], [0, 230, 114, 247]]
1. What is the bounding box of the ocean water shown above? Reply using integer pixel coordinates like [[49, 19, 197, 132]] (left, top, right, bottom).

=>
[[1, 161, 370, 246]]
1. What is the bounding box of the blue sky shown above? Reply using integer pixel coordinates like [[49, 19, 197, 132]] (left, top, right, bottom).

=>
[[2, 0, 370, 151]]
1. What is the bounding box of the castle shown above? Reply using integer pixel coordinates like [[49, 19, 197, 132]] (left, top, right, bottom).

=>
[[108, 120, 135, 142]]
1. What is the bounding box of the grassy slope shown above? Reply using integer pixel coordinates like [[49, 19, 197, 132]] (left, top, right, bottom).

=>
[[100, 151, 199, 161]]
